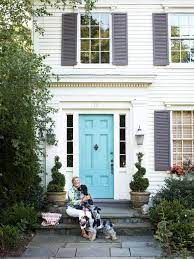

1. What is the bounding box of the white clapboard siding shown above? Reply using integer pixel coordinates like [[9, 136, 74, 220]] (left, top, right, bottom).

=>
[[34, 0, 194, 194]]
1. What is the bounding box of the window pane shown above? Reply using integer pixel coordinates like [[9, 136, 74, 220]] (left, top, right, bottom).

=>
[[81, 52, 90, 63], [179, 15, 189, 26], [100, 14, 109, 26], [171, 26, 180, 37], [67, 155, 73, 167], [183, 153, 192, 161], [183, 126, 192, 138], [91, 14, 99, 26], [191, 50, 194, 62], [67, 142, 73, 154], [189, 15, 194, 25], [101, 52, 109, 63], [100, 26, 109, 38], [120, 129, 125, 140], [81, 15, 90, 25], [183, 140, 192, 153], [120, 155, 126, 168], [173, 111, 181, 124], [120, 142, 126, 154], [181, 40, 190, 50], [67, 128, 73, 141], [91, 26, 99, 38], [173, 154, 182, 165], [173, 125, 182, 138], [170, 15, 179, 26], [190, 28, 194, 37], [91, 52, 99, 63], [171, 51, 180, 63], [67, 115, 73, 127], [183, 111, 192, 124], [173, 140, 182, 153], [181, 51, 190, 63], [171, 40, 180, 51], [180, 27, 189, 37], [81, 40, 90, 51], [91, 39, 99, 51], [81, 26, 90, 38], [101, 40, 109, 51], [120, 115, 125, 127]]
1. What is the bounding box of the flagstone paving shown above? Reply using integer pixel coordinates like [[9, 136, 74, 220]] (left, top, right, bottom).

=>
[[21, 233, 162, 258]]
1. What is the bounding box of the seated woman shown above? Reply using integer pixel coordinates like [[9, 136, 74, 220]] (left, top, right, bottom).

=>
[[66, 176, 95, 240]]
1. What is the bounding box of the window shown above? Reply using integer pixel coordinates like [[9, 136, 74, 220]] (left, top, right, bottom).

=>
[[67, 115, 73, 167], [80, 13, 110, 64], [172, 111, 194, 165], [170, 14, 194, 63], [119, 115, 126, 167]]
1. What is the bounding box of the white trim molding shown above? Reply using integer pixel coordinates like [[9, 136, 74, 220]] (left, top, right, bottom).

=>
[[51, 74, 156, 85], [162, 3, 194, 13]]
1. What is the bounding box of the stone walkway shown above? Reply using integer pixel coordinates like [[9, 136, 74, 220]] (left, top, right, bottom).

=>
[[21, 233, 162, 258]]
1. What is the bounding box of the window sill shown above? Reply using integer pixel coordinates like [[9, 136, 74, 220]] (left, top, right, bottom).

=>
[[74, 64, 117, 69], [166, 63, 194, 69]]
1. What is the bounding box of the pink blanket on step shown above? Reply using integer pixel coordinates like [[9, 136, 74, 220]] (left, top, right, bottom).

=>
[[41, 212, 62, 226]]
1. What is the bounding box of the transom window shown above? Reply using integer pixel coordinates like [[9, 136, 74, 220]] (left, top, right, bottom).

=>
[[170, 14, 194, 63], [80, 13, 110, 64], [172, 111, 194, 165]]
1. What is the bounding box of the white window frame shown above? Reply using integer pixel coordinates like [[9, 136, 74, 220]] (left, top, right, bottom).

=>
[[171, 110, 194, 165], [76, 12, 112, 67], [169, 13, 194, 65]]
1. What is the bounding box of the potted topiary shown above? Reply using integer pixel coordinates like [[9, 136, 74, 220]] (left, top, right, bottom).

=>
[[130, 152, 150, 208], [47, 156, 66, 206]]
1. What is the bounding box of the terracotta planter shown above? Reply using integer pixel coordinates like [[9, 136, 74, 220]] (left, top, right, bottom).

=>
[[47, 191, 67, 206], [130, 191, 150, 208]]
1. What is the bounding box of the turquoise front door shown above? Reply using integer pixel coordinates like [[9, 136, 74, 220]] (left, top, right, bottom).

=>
[[79, 115, 114, 198]]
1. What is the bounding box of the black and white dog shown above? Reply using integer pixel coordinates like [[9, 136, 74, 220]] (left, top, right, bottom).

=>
[[78, 185, 117, 241]]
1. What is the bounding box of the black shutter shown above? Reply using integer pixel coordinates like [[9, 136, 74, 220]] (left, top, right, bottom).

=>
[[61, 13, 77, 66], [154, 110, 171, 171], [112, 13, 128, 65], [152, 13, 169, 66]]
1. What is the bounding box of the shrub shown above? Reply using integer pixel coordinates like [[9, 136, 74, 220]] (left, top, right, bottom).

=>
[[150, 199, 194, 254], [47, 156, 65, 192], [0, 225, 19, 251], [0, 204, 37, 232], [130, 152, 149, 192], [152, 177, 194, 209], [150, 199, 191, 225]]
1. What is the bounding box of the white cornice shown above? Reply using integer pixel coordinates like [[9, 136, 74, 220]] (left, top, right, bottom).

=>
[[164, 101, 194, 110], [50, 74, 156, 87]]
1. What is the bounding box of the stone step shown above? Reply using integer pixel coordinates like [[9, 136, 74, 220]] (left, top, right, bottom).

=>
[[40, 206, 149, 225], [34, 222, 154, 236], [92, 199, 131, 208]]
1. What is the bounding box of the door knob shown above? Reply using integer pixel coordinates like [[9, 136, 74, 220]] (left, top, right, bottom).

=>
[[110, 160, 114, 174]]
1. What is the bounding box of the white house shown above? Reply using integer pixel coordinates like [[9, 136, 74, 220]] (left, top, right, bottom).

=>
[[34, 0, 194, 200]]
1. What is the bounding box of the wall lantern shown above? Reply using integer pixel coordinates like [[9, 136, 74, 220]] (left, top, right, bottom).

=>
[[135, 125, 144, 145]]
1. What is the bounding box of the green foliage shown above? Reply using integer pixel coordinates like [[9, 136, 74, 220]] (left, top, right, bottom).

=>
[[0, 225, 19, 251], [152, 177, 194, 209], [150, 199, 194, 255], [150, 199, 190, 225], [0, 0, 95, 210], [130, 152, 149, 192], [47, 156, 65, 192], [0, 205, 37, 232], [0, 39, 53, 210]]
